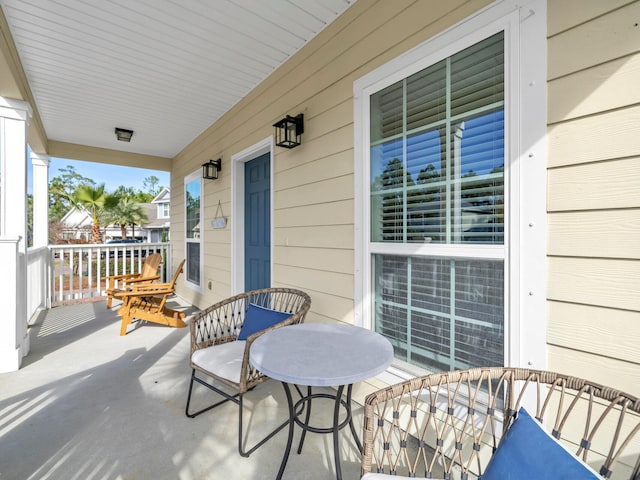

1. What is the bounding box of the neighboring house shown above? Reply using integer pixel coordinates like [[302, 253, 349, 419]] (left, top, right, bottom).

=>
[[58, 206, 92, 242], [59, 188, 171, 242], [146, 187, 171, 243]]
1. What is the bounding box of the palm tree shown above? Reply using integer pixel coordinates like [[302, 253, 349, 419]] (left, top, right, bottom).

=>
[[108, 197, 149, 240], [72, 183, 117, 243]]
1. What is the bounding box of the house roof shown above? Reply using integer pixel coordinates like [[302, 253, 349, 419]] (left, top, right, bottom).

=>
[[60, 207, 93, 230], [145, 203, 170, 230], [0, 0, 355, 160], [152, 187, 171, 204]]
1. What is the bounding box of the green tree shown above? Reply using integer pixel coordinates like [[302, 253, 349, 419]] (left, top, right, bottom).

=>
[[49, 165, 95, 221], [27, 193, 33, 247], [112, 185, 137, 199], [143, 175, 161, 197], [108, 197, 149, 239], [72, 183, 117, 243], [113, 185, 153, 203]]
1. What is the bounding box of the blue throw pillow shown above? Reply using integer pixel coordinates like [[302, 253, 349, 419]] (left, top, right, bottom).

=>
[[237, 303, 292, 340], [481, 407, 600, 479]]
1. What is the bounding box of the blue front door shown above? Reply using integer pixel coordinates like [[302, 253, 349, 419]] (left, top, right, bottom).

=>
[[244, 153, 271, 291]]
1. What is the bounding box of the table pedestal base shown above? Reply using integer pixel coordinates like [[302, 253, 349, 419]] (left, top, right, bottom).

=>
[[276, 383, 362, 480]]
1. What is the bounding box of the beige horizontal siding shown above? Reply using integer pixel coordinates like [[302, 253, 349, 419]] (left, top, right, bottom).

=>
[[548, 1, 640, 80], [274, 200, 353, 228], [548, 106, 640, 167], [547, 344, 640, 396], [547, 0, 634, 36], [273, 263, 353, 300], [275, 175, 354, 210], [297, 288, 355, 324], [548, 257, 640, 311], [273, 245, 353, 275], [547, 301, 640, 365], [548, 53, 640, 124], [548, 210, 640, 259], [547, 0, 639, 390], [274, 149, 353, 192], [275, 124, 354, 172], [273, 225, 353, 250], [548, 157, 640, 211]]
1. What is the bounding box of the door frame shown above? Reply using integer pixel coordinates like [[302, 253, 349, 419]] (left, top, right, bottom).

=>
[[231, 136, 275, 294]]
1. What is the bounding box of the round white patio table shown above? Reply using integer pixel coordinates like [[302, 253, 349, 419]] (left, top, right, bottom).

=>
[[250, 322, 394, 480]]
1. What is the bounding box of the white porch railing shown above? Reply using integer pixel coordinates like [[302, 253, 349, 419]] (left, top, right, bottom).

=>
[[45, 242, 171, 307], [26, 246, 49, 321]]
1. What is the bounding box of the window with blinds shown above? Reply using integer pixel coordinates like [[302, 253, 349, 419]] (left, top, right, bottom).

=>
[[369, 32, 505, 372]]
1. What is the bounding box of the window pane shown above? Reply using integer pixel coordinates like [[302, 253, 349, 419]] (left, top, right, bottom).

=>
[[186, 179, 200, 239], [375, 255, 408, 358], [407, 129, 445, 243], [369, 32, 504, 245], [450, 32, 504, 117], [406, 60, 447, 131], [371, 138, 404, 242], [186, 242, 200, 285], [374, 254, 504, 372], [452, 110, 504, 244], [371, 82, 403, 143]]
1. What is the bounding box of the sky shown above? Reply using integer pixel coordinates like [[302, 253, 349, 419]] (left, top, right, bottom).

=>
[[27, 156, 171, 195]]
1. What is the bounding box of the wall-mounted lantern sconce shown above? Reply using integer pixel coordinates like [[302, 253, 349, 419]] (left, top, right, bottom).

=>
[[202, 158, 222, 180], [114, 127, 134, 142], [273, 113, 304, 148]]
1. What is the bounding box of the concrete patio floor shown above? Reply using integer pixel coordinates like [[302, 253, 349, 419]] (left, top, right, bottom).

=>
[[0, 298, 364, 480]]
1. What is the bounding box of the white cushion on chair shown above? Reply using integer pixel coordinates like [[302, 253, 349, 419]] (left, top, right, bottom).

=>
[[191, 341, 247, 385], [362, 474, 425, 480]]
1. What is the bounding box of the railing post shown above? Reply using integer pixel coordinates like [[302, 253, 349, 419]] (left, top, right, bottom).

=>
[[0, 97, 31, 372], [31, 153, 50, 249]]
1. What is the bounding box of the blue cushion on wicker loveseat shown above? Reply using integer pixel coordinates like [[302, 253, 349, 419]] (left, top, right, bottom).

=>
[[481, 407, 600, 479], [237, 303, 291, 340]]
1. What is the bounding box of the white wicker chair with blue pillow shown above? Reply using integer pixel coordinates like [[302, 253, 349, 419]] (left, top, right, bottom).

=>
[[185, 287, 311, 457], [361, 367, 640, 480]]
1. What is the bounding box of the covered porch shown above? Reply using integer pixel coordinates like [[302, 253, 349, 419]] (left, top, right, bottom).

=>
[[0, 300, 364, 479], [1, 1, 639, 477]]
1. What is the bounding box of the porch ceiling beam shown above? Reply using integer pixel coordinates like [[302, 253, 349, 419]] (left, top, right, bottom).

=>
[[48, 140, 172, 171]]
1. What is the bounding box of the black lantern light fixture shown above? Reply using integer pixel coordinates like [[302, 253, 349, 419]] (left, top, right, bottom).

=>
[[114, 127, 134, 142], [202, 158, 222, 180], [273, 113, 304, 149]]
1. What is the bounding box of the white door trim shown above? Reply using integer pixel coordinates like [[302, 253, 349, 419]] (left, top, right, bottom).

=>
[[231, 136, 275, 294]]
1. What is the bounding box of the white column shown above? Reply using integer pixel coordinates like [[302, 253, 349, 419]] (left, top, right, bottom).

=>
[[31, 153, 50, 248], [0, 97, 32, 373]]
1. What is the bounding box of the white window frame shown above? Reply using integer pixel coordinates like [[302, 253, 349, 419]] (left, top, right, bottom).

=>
[[184, 170, 203, 292], [158, 202, 169, 219], [354, 0, 546, 380]]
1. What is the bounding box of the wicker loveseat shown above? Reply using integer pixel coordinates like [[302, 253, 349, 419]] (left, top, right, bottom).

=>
[[361, 367, 640, 479]]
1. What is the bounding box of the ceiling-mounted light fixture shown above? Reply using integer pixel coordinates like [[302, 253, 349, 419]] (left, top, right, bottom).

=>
[[114, 127, 134, 142], [202, 158, 222, 180], [273, 113, 304, 149]]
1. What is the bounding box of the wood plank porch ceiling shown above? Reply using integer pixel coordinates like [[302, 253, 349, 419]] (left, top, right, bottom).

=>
[[0, 0, 354, 158]]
